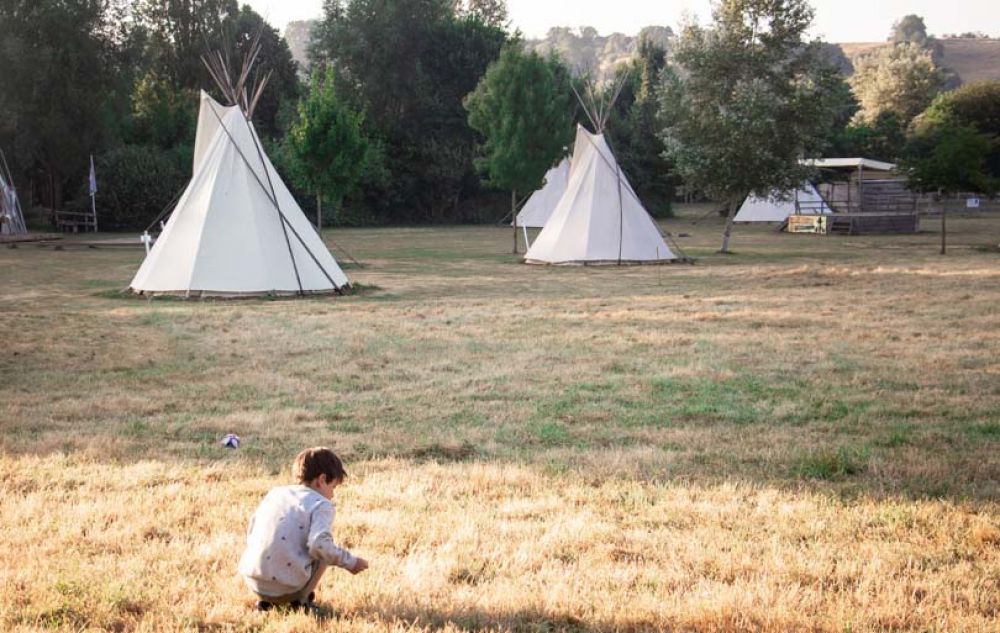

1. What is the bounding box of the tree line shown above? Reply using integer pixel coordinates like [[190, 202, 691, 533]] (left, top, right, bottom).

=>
[[0, 0, 996, 235]]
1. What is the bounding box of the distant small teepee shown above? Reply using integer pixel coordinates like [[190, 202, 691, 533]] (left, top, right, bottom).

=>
[[130, 31, 349, 296], [0, 150, 27, 236], [524, 77, 675, 265], [515, 157, 571, 229], [734, 183, 833, 223]]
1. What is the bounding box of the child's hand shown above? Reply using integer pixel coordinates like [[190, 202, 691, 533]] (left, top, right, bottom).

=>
[[350, 557, 369, 575]]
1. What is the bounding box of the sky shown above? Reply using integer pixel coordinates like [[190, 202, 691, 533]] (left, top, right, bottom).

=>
[[246, 0, 999, 42]]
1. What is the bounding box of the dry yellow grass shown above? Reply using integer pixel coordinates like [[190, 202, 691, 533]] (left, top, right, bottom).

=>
[[1, 208, 999, 631]]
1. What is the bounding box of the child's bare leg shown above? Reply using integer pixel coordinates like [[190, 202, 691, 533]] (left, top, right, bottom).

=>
[[294, 562, 329, 603]]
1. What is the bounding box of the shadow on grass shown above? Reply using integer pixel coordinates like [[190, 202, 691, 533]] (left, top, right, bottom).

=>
[[315, 603, 628, 633], [92, 282, 383, 302]]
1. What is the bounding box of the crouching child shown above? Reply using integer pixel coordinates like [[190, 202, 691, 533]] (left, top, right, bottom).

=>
[[238, 447, 368, 612]]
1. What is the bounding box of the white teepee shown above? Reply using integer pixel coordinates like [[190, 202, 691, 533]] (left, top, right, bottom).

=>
[[0, 151, 27, 236], [515, 157, 570, 229], [734, 182, 833, 223], [524, 124, 675, 265], [130, 91, 349, 296]]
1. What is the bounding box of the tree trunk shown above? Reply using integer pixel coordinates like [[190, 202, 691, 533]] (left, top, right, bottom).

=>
[[719, 198, 738, 254], [316, 192, 322, 231], [511, 189, 518, 255]]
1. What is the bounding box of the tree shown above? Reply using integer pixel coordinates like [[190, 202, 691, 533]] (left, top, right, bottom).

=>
[[225, 6, 301, 139], [0, 0, 124, 215], [904, 121, 993, 194], [130, 73, 198, 150], [452, 0, 507, 28], [464, 45, 574, 252], [912, 81, 1000, 179], [903, 120, 994, 254], [829, 111, 907, 162], [890, 15, 930, 47], [136, 1, 298, 139], [605, 38, 677, 217], [658, 0, 841, 253], [285, 68, 369, 230], [136, 0, 239, 89], [849, 42, 944, 125], [310, 0, 508, 223]]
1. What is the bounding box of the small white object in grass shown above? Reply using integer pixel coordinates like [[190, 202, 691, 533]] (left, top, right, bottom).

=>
[[221, 433, 241, 449]]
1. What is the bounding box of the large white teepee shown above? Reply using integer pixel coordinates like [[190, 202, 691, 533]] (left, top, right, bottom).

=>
[[524, 125, 675, 265], [130, 92, 349, 296], [515, 157, 570, 228], [734, 182, 833, 223]]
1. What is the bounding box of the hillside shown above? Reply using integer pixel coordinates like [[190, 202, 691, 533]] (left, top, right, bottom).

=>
[[837, 38, 1000, 83], [283, 21, 1000, 85]]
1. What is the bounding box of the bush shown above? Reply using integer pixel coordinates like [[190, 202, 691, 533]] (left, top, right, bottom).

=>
[[80, 145, 189, 231]]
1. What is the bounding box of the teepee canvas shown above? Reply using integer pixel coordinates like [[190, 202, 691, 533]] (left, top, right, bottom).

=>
[[0, 151, 26, 236], [734, 182, 833, 223], [515, 157, 570, 229], [132, 34, 348, 297], [524, 125, 675, 265]]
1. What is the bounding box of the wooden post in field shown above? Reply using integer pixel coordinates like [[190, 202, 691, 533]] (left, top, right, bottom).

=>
[[316, 193, 322, 231], [940, 190, 946, 255], [511, 189, 518, 254]]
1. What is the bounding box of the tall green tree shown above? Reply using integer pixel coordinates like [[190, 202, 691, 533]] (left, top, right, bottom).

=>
[[135, 0, 238, 89], [310, 0, 508, 223], [136, 1, 298, 138], [285, 68, 369, 229], [0, 0, 124, 214], [903, 120, 994, 254], [465, 46, 573, 252], [452, 0, 507, 28], [606, 38, 677, 217], [658, 0, 841, 253]]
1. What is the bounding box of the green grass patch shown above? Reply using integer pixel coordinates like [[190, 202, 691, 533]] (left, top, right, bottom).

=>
[[529, 420, 573, 446], [966, 422, 1000, 439], [794, 446, 869, 480], [650, 375, 787, 425], [875, 424, 914, 448]]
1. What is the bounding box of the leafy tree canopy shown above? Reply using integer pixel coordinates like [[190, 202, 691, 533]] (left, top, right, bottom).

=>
[[903, 120, 994, 195], [849, 42, 944, 125], [285, 67, 369, 224], [310, 0, 508, 222], [911, 81, 1000, 178], [464, 45, 574, 195], [605, 38, 677, 216], [0, 0, 126, 208], [889, 14, 930, 47], [658, 0, 842, 251]]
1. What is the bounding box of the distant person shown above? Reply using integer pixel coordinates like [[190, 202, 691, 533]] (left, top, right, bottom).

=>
[[238, 447, 368, 613]]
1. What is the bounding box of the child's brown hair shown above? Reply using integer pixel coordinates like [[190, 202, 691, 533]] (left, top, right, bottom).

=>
[[294, 447, 347, 484]]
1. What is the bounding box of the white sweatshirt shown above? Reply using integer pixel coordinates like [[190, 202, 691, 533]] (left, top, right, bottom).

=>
[[238, 485, 357, 597]]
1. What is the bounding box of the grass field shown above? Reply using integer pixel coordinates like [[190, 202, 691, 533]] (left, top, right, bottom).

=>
[[2, 207, 999, 632]]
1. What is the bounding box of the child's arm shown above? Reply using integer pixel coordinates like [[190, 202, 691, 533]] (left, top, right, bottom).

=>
[[307, 502, 360, 571]]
